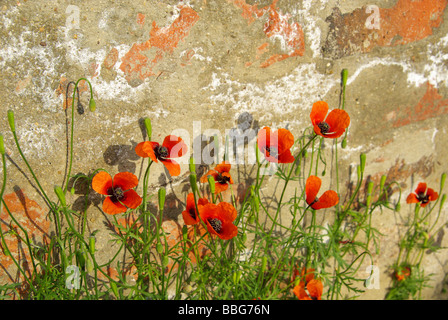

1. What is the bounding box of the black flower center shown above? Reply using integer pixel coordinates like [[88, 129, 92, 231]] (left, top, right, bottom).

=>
[[417, 192, 429, 204], [189, 208, 197, 220], [265, 146, 278, 158], [154, 145, 169, 160], [108, 186, 125, 203], [318, 122, 330, 134], [208, 218, 222, 233], [216, 173, 230, 185]]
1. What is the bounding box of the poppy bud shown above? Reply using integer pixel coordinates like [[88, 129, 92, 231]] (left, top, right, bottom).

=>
[[0, 134, 5, 155], [86, 255, 94, 273], [110, 281, 119, 298], [341, 137, 347, 149], [322, 170, 326, 177], [144, 118, 152, 141], [241, 232, 247, 243], [89, 98, 96, 112], [379, 175, 387, 193], [294, 162, 301, 176], [162, 255, 169, 267], [182, 225, 188, 241], [189, 157, 196, 174], [248, 214, 255, 224], [441, 173, 446, 192], [440, 194, 446, 209], [156, 243, 164, 254], [302, 150, 308, 158], [341, 69, 348, 88], [360, 153, 366, 173], [7, 110, 15, 132], [232, 270, 242, 285], [76, 249, 86, 269], [54, 185, 66, 207], [395, 202, 401, 212], [89, 236, 96, 255], [158, 187, 166, 212], [70, 187, 76, 195], [366, 181, 374, 207], [261, 256, 267, 273], [190, 174, 197, 193], [208, 175, 216, 194]]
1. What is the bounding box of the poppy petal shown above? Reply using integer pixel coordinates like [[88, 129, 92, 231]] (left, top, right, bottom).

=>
[[312, 190, 339, 210], [92, 171, 113, 195], [307, 279, 323, 300], [310, 101, 329, 126], [218, 222, 238, 240], [325, 109, 350, 135], [426, 188, 439, 201], [415, 182, 427, 194], [221, 172, 234, 184], [113, 172, 139, 190], [305, 175, 321, 205], [163, 135, 188, 158], [406, 193, 419, 204], [214, 182, 229, 194], [121, 189, 142, 209], [277, 149, 295, 163], [102, 196, 127, 215], [182, 193, 199, 225], [215, 162, 231, 174], [293, 283, 311, 300], [135, 141, 159, 162], [276, 128, 294, 154], [217, 201, 238, 222], [200, 170, 219, 183], [257, 127, 271, 152], [160, 158, 181, 176]]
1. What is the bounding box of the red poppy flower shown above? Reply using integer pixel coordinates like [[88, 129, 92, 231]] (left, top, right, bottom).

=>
[[395, 266, 411, 282], [310, 101, 350, 138], [92, 171, 142, 215], [257, 127, 294, 163], [135, 135, 188, 177], [293, 267, 323, 300], [406, 182, 439, 208], [200, 162, 234, 194], [181, 192, 209, 225], [198, 201, 238, 240], [305, 175, 339, 210], [294, 279, 323, 300]]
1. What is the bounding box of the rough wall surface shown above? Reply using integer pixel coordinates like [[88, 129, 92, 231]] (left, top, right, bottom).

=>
[[0, 0, 447, 299]]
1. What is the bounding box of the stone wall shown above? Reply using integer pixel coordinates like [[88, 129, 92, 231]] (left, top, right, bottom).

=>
[[1, 0, 447, 299]]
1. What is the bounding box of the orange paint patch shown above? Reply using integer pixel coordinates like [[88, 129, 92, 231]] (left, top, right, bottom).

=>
[[102, 48, 119, 70], [324, 0, 448, 58], [230, 0, 305, 68], [391, 82, 448, 127], [0, 190, 50, 297], [119, 6, 199, 86], [136, 13, 146, 27]]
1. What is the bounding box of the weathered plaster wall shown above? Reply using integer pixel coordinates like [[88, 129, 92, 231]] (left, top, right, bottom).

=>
[[1, 0, 448, 299]]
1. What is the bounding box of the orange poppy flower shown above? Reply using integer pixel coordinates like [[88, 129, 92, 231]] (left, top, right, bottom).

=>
[[198, 201, 238, 240], [310, 101, 350, 138], [406, 182, 439, 208], [135, 135, 188, 176], [305, 175, 339, 210], [293, 267, 323, 300], [294, 279, 323, 300], [257, 126, 294, 163], [92, 171, 142, 215], [200, 162, 234, 194], [181, 192, 209, 225], [395, 266, 411, 282]]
